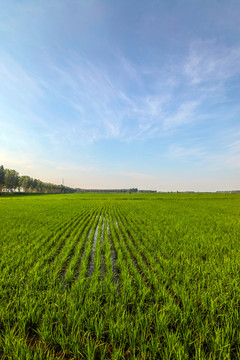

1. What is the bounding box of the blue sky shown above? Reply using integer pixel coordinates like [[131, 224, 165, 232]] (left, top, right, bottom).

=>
[[0, 0, 239, 191]]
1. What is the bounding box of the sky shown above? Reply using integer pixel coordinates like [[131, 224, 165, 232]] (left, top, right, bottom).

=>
[[0, 0, 239, 191]]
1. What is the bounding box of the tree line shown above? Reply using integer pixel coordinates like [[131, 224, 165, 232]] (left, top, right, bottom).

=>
[[0, 165, 76, 194]]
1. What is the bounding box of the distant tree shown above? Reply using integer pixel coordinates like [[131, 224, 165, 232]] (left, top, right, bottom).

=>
[[31, 178, 38, 192], [28, 178, 34, 192], [36, 179, 43, 193], [12, 171, 19, 191], [129, 188, 138, 193], [21, 176, 31, 192], [5, 169, 13, 191], [0, 165, 5, 192], [4, 169, 19, 192], [17, 176, 22, 192], [1, 164, 77, 194]]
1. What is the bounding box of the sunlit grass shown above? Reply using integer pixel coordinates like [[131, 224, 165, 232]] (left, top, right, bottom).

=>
[[0, 193, 239, 359]]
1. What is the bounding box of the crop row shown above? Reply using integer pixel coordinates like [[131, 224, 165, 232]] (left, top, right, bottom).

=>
[[0, 194, 240, 359]]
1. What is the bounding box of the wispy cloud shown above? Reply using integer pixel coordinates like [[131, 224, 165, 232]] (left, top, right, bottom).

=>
[[46, 54, 174, 142], [1, 42, 239, 151], [45, 51, 209, 143], [167, 132, 240, 170], [224, 139, 240, 169], [184, 40, 240, 84], [0, 51, 45, 106], [163, 101, 200, 131], [0, 0, 239, 192], [167, 145, 208, 160]]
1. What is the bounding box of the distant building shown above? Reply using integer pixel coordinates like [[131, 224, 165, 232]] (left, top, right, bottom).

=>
[[138, 190, 157, 193], [216, 190, 240, 193], [75, 188, 157, 194], [76, 188, 138, 193]]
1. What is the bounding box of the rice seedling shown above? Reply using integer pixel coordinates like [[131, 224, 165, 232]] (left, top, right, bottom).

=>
[[0, 193, 239, 359]]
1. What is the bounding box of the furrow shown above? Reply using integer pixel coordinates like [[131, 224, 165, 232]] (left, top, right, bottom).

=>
[[107, 217, 119, 284], [88, 215, 102, 277], [116, 208, 185, 309], [100, 214, 106, 277], [1, 212, 81, 275], [28, 214, 85, 279], [63, 210, 99, 288], [110, 209, 146, 293], [57, 211, 95, 287], [74, 211, 102, 281], [113, 209, 155, 292]]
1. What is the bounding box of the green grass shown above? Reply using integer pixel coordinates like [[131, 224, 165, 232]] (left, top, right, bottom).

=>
[[0, 193, 240, 359]]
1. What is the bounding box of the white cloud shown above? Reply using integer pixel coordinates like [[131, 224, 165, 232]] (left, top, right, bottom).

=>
[[163, 101, 199, 130], [166, 134, 240, 171], [225, 140, 240, 169], [46, 55, 175, 142], [184, 40, 240, 84], [1, 41, 238, 150], [167, 145, 208, 160], [0, 51, 44, 105]]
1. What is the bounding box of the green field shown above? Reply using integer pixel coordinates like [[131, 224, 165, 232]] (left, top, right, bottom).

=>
[[0, 193, 240, 359]]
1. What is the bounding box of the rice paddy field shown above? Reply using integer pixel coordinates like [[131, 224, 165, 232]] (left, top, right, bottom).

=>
[[0, 193, 240, 360]]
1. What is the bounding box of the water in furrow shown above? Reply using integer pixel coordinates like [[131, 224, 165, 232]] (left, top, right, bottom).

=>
[[107, 217, 119, 284], [87, 215, 101, 276]]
